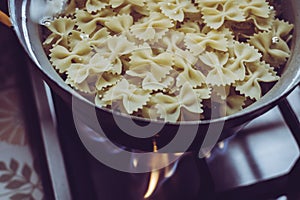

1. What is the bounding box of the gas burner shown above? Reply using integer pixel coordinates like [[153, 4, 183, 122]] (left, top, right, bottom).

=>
[[28, 59, 300, 200]]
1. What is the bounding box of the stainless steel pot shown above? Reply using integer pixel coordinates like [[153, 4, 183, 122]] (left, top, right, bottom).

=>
[[8, 0, 300, 152]]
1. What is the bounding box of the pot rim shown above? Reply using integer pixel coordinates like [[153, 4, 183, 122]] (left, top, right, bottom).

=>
[[8, 0, 300, 127]]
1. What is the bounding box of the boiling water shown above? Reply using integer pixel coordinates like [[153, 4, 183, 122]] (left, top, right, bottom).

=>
[[29, 0, 67, 24]]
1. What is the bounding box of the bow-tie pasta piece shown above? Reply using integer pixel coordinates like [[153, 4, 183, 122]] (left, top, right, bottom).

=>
[[209, 86, 246, 116], [96, 35, 137, 74], [173, 55, 206, 88], [75, 9, 115, 34], [224, 94, 246, 116], [109, 0, 145, 8], [199, 51, 237, 86], [159, 0, 199, 22], [195, 0, 227, 8], [248, 30, 291, 67], [104, 14, 133, 34], [43, 17, 75, 47], [272, 19, 294, 42], [240, 0, 269, 19], [66, 53, 113, 87], [142, 73, 175, 91], [178, 21, 201, 34], [96, 73, 122, 91], [147, 0, 165, 12], [160, 31, 198, 65], [225, 41, 262, 81], [161, 31, 186, 53], [194, 85, 211, 101], [251, 8, 275, 32], [86, 0, 108, 13], [103, 14, 141, 43], [217, 27, 235, 54], [69, 28, 110, 49], [221, 88, 246, 116], [200, 0, 245, 29], [65, 77, 95, 93], [130, 12, 174, 43], [126, 44, 173, 83], [185, 30, 228, 55], [152, 83, 203, 122], [49, 41, 92, 73], [239, 0, 273, 31], [100, 79, 151, 114], [235, 61, 279, 100]]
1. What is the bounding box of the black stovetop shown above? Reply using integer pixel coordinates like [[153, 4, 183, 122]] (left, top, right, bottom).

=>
[[27, 57, 300, 200]]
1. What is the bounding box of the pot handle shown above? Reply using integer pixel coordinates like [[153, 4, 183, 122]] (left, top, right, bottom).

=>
[[0, 10, 12, 27]]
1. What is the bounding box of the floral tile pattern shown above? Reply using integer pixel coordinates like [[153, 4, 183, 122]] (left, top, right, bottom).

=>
[[0, 89, 27, 146], [0, 144, 43, 200], [0, 3, 45, 199]]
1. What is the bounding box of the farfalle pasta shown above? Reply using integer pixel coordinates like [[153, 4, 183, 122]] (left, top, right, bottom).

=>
[[225, 42, 262, 81], [239, 0, 272, 31], [43, 17, 75, 47], [130, 12, 174, 43], [200, 52, 238, 86], [49, 41, 92, 73], [95, 35, 137, 74], [126, 44, 173, 87], [42, 0, 294, 122], [104, 14, 133, 34], [110, 0, 145, 8], [67, 53, 113, 85], [98, 79, 151, 114], [248, 31, 291, 67], [185, 30, 228, 55], [174, 55, 206, 88], [69, 28, 110, 49], [75, 9, 115, 34], [235, 61, 279, 100], [151, 83, 203, 122], [85, 0, 108, 13], [159, 0, 198, 22], [96, 72, 122, 91], [200, 0, 245, 29], [178, 21, 201, 33]]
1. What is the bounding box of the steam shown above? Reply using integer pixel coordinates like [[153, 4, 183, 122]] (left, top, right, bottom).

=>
[[29, 0, 67, 24]]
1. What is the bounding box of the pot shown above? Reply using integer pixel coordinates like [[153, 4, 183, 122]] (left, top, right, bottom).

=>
[[7, 0, 300, 153]]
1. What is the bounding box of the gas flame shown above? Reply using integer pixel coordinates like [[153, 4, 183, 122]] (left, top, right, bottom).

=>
[[144, 170, 160, 199], [143, 141, 182, 199], [144, 140, 159, 199]]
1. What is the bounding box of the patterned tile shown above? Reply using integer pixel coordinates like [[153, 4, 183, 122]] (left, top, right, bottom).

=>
[[0, 88, 27, 146], [0, 144, 44, 200], [0, 3, 45, 199]]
